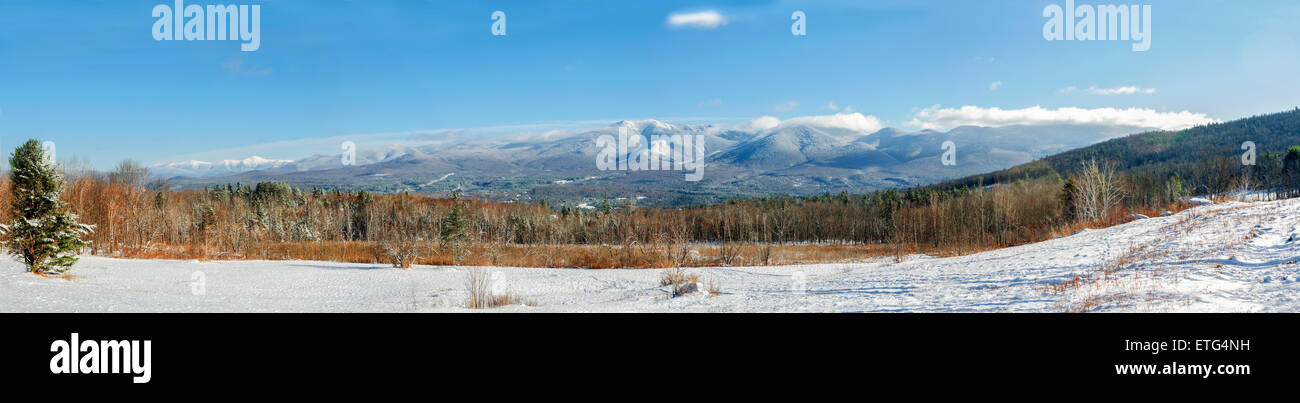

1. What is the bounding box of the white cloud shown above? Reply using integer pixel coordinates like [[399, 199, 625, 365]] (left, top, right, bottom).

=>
[[1057, 86, 1077, 94], [826, 101, 856, 112], [989, 81, 1003, 91], [735, 116, 781, 132], [773, 101, 800, 112], [784, 113, 884, 132], [1088, 85, 1157, 95], [736, 113, 884, 133], [905, 105, 1219, 131], [667, 10, 728, 29]]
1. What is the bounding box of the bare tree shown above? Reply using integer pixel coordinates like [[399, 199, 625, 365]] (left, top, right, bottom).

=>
[[1072, 158, 1125, 222], [110, 160, 149, 189], [1230, 170, 1256, 201], [485, 217, 514, 266]]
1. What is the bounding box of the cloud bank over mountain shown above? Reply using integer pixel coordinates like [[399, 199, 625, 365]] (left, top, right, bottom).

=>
[[152, 105, 1219, 181], [734, 112, 884, 133], [905, 105, 1219, 131]]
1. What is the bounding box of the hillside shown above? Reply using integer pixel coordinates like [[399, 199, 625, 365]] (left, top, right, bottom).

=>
[[936, 108, 1300, 196]]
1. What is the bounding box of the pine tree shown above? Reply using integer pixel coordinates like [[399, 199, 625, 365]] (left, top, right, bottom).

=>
[[1060, 175, 1077, 223], [441, 196, 468, 263], [0, 140, 92, 274]]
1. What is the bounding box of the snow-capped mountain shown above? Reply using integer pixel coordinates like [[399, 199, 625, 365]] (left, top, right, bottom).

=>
[[151, 156, 295, 178], [161, 116, 1154, 205]]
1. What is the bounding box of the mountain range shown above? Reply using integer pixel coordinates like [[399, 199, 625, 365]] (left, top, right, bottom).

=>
[[160, 118, 1148, 206]]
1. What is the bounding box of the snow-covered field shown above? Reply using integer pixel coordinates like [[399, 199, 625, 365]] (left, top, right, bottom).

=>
[[2, 198, 1298, 312]]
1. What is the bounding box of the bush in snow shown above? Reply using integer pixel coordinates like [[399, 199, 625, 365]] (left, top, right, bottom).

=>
[[1, 139, 91, 274], [464, 268, 521, 309], [660, 268, 719, 297]]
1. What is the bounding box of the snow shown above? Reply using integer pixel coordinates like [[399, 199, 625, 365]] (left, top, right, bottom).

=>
[[3, 198, 1299, 312]]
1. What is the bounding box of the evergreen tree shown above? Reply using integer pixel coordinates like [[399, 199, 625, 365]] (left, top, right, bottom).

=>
[[1060, 175, 1077, 222], [441, 196, 468, 263], [0, 140, 91, 274], [349, 190, 372, 241], [1165, 173, 1186, 205]]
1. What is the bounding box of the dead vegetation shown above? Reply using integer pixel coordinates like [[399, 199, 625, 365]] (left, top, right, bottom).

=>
[[464, 268, 523, 309], [659, 267, 719, 297]]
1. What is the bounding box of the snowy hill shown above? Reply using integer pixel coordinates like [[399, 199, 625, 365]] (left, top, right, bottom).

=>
[[2, 198, 1297, 312]]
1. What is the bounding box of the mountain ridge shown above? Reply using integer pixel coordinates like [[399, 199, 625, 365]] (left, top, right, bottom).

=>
[[160, 119, 1155, 206]]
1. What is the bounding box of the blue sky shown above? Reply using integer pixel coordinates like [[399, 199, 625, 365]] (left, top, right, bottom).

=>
[[1, 0, 1298, 168]]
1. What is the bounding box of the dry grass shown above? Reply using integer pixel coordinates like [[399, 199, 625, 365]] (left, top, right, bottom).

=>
[[464, 268, 523, 309], [1044, 276, 1084, 294], [660, 267, 720, 297], [94, 239, 913, 269], [70, 208, 1209, 270], [705, 276, 722, 296], [659, 267, 699, 287], [1046, 203, 1263, 312], [31, 272, 76, 281], [660, 267, 697, 297]]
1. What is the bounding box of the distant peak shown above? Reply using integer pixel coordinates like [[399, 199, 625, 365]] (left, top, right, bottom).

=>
[[614, 119, 673, 131], [218, 156, 293, 166], [869, 127, 908, 136]]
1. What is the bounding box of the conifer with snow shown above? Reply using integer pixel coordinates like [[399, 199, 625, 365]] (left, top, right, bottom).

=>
[[0, 139, 91, 274]]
